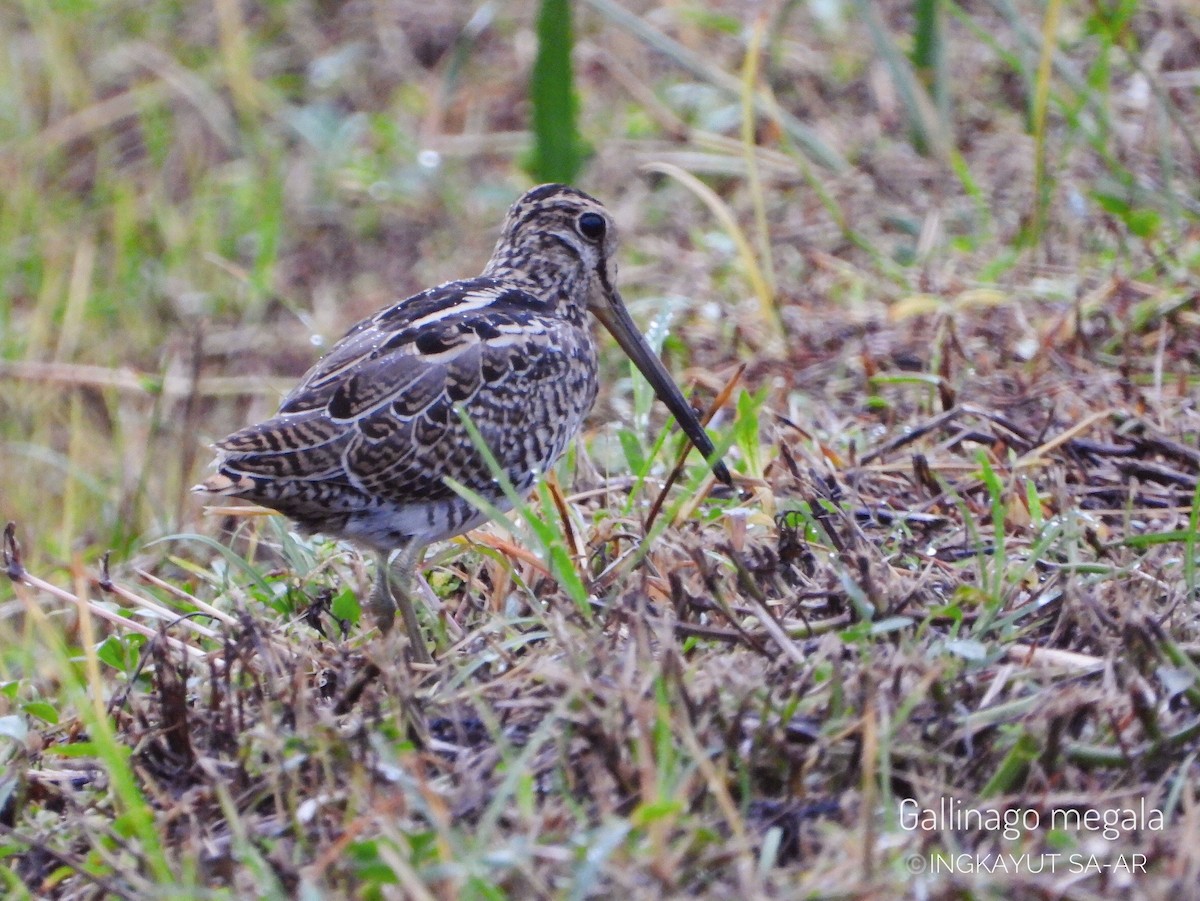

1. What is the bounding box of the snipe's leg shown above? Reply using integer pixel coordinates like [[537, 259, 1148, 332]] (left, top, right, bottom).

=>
[[373, 544, 433, 665]]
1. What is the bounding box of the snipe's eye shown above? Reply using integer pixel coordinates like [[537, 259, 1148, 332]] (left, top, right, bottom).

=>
[[576, 212, 606, 242]]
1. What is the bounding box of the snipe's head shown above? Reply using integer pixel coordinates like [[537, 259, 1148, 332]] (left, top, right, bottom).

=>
[[489, 183, 732, 487], [485, 183, 620, 313]]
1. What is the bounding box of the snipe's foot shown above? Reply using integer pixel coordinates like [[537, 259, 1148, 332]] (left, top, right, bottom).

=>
[[373, 549, 433, 666]]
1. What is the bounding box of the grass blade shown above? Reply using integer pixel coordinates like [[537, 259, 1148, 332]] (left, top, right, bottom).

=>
[[526, 0, 586, 184]]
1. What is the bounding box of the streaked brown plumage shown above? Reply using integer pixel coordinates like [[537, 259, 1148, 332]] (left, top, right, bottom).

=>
[[196, 184, 730, 663]]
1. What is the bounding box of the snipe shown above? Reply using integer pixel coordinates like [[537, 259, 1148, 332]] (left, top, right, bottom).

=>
[[196, 184, 730, 663]]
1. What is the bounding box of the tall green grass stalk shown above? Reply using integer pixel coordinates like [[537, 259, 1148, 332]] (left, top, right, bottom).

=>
[[527, 0, 586, 184], [912, 0, 948, 131]]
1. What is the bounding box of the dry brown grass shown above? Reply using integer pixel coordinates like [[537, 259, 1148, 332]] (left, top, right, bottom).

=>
[[2, 1, 1200, 898]]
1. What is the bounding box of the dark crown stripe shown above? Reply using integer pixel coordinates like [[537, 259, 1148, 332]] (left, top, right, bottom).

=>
[[521, 183, 573, 203]]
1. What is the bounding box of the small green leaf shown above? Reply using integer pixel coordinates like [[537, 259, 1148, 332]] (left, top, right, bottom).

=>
[[346, 840, 400, 884], [22, 702, 59, 726], [330, 587, 361, 624], [617, 428, 646, 475], [96, 636, 131, 672], [734, 388, 768, 479], [980, 730, 1040, 797], [1127, 208, 1160, 237], [1024, 477, 1043, 529], [42, 741, 99, 758], [1093, 191, 1130, 216], [681, 9, 741, 33], [632, 798, 684, 826]]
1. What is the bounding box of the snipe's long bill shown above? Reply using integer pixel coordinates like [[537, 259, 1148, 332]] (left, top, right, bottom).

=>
[[195, 184, 731, 664]]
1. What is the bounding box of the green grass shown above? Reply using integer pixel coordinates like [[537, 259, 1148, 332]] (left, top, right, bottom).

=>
[[3, 1, 1200, 898]]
